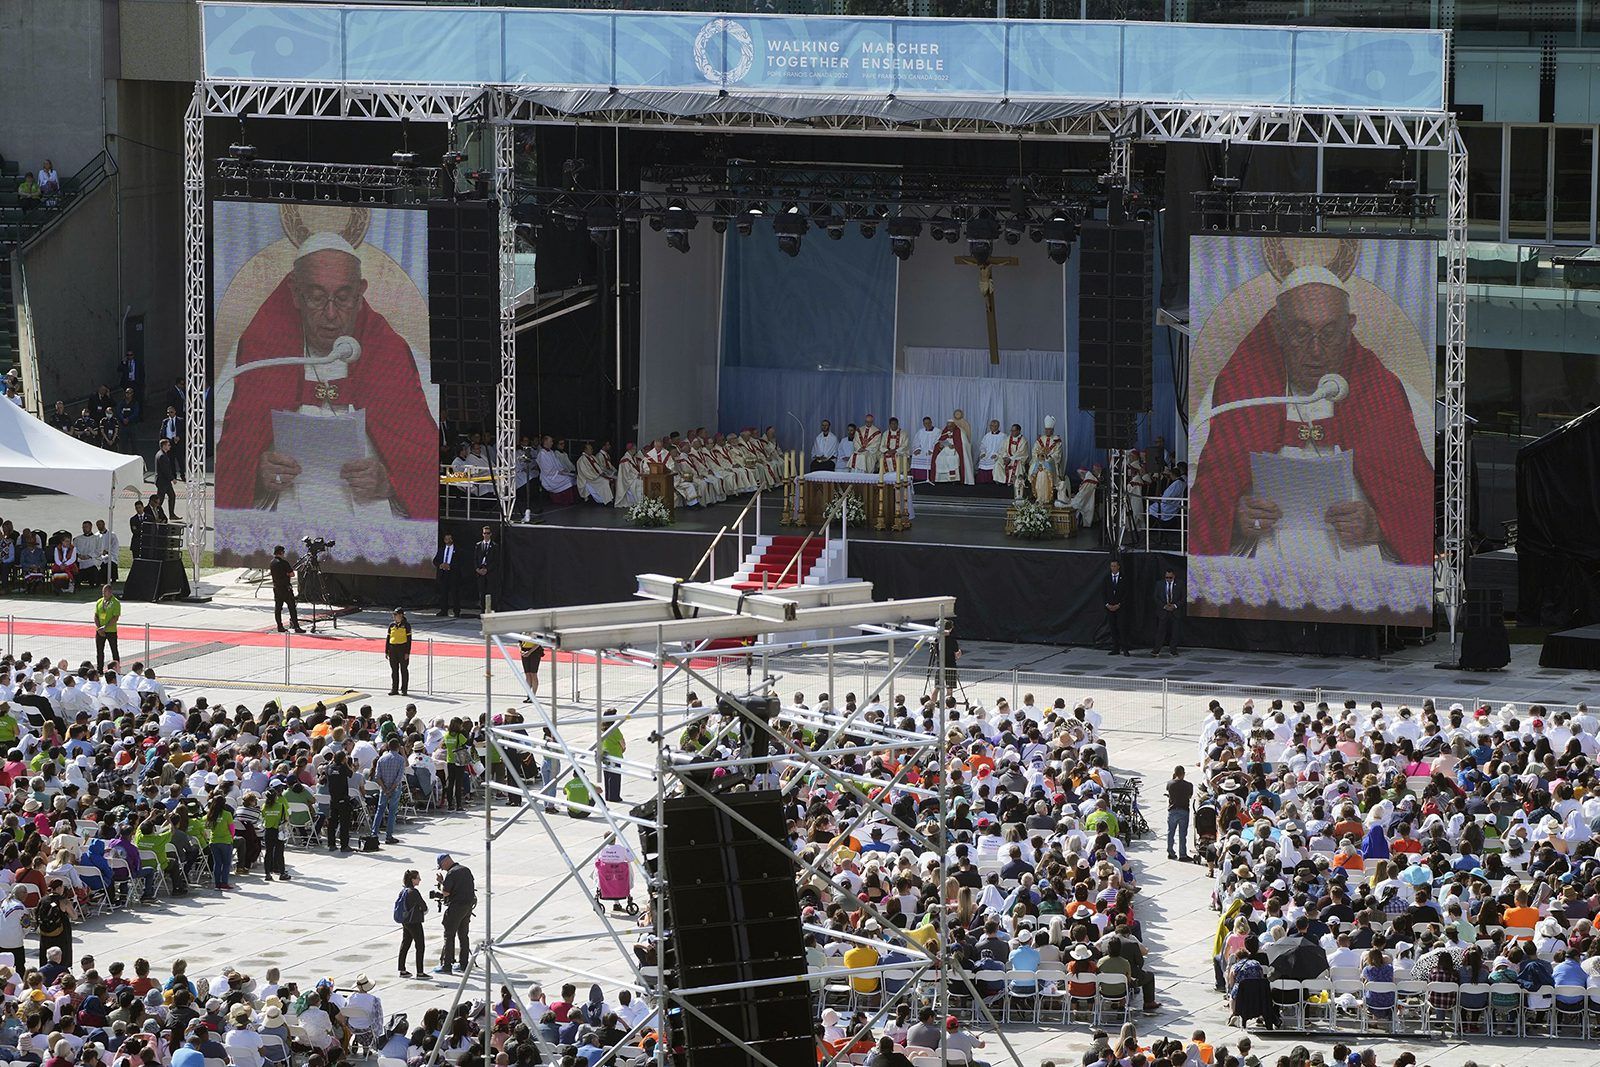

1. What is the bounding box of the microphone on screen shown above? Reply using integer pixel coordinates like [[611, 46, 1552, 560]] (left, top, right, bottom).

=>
[[1314, 373, 1350, 404]]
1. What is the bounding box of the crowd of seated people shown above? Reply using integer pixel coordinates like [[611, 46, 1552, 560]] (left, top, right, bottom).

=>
[[0, 519, 120, 596], [1193, 696, 1600, 1035]]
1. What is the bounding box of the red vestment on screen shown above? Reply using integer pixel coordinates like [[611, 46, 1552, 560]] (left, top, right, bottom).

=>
[[1189, 316, 1432, 565], [216, 276, 437, 519]]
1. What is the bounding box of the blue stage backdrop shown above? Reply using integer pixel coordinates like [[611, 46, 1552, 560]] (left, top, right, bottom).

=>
[[718, 225, 896, 447]]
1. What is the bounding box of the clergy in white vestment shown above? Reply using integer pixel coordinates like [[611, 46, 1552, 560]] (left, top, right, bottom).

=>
[[759, 428, 784, 487], [811, 420, 839, 472], [910, 416, 938, 482], [952, 409, 976, 454], [852, 415, 883, 473], [645, 439, 699, 508], [575, 442, 615, 504], [1026, 416, 1065, 503], [930, 419, 974, 485], [537, 436, 577, 505], [449, 443, 494, 497], [615, 443, 646, 508], [680, 441, 722, 504], [836, 424, 857, 469], [1001, 424, 1029, 488], [1067, 463, 1101, 525], [976, 419, 1007, 485], [881, 417, 906, 471]]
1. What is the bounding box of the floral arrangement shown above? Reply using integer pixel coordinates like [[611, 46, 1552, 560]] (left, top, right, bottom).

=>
[[823, 489, 868, 526], [1009, 499, 1058, 540], [628, 497, 674, 528]]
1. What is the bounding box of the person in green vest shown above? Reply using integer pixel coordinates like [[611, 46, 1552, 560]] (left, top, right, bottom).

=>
[[0, 704, 18, 749], [133, 815, 183, 897], [260, 783, 291, 883], [562, 773, 592, 819], [442, 719, 471, 812], [205, 794, 235, 891], [600, 713, 625, 803], [93, 585, 121, 672]]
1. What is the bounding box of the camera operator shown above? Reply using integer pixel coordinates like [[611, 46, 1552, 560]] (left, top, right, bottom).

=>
[[434, 852, 476, 975], [269, 545, 304, 634], [933, 618, 960, 704]]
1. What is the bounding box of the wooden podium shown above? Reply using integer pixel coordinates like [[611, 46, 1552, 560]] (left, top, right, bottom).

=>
[[643, 468, 675, 520]]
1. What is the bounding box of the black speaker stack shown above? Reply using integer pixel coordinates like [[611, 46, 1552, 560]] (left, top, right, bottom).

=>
[[427, 200, 500, 385], [644, 791, 811, 1067], [1457, 587, 1510, 670], [1078, 219, 1153, 450], [123, 522, 191, 602]]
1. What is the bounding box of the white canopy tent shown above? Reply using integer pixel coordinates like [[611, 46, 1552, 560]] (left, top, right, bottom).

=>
[[0, 399, 145, 508]]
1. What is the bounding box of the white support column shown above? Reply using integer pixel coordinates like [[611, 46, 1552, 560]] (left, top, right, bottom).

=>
[[183, 85, 209, 586], [1443, 121, 1469, 644], [494, 116, 518, 523]]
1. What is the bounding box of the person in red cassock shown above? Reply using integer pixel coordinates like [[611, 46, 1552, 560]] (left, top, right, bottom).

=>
[[1189, 272, 1432, 566], [216, 234, 437, 519]]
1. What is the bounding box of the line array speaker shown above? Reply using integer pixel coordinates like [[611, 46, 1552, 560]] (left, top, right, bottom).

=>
[[427, 200, 500, 385], [1078, 219, 1154, 415], [650, 791, 811, 1067]]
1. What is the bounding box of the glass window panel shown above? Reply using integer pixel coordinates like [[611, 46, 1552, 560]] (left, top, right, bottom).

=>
[[1507, 127, 1549, 240], [1462, 126, 1503, 240], [1553, 127, 1594, 242], [1465, 348, 1520, 435]]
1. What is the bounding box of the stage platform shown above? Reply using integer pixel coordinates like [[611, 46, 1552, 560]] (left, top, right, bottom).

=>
[[470, 495, 1382, 656], [1540, 623, 1600, 670]]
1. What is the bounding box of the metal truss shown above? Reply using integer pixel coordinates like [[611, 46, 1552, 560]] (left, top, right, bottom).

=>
[[183, 86, 209, 586], [426, 581, 1028, 1067], [215, 157, 444, 191], [494, 122, 518, 522], [1192, 190, 1439, 222], [200, 82, 1452, 151], [1442, 121, 1468, 643]]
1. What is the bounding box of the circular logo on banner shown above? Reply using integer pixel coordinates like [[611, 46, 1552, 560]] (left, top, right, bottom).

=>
[[694, 19, 754, 85]]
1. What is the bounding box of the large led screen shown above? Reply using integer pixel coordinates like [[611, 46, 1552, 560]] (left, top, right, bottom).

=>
[[212, 201, 439, 575], [1187, 234, 1436, 627]]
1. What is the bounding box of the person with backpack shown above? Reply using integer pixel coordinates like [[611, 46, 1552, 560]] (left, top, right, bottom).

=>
[[395, 869, 428, 978]]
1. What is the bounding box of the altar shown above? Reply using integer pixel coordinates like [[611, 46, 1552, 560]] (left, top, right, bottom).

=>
[[795, 470, 915, 529]]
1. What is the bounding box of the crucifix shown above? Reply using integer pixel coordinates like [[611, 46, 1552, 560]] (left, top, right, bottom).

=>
[[954, 254, 1020, 364]]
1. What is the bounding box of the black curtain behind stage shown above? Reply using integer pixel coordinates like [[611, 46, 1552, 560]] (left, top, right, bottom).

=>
[[1518, 404, 1600, 628], [321, 524, 1377, 656], [848, 544, 1380, 656]]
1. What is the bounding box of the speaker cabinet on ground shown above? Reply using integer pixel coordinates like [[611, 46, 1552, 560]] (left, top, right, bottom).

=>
[[427, 200, 501, 385], [655, 791, 811, 1067], [1078, 219, 1154, 415], [124, 522, 191, 602], [1459, 587, 1510, 670]]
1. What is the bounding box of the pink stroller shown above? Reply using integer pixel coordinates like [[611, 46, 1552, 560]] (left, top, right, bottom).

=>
[[594, 841, 639, 915]]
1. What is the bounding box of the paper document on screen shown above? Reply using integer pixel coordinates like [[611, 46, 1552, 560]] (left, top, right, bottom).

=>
[[1249, 448, 1356, 534], [271, 408, 367, 476]]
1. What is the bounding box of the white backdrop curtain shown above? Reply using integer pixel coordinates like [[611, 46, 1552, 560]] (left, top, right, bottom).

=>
[[894, 347, 1068, 463]]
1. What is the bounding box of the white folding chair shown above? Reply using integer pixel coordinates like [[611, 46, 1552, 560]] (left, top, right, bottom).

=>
[[1094, 973, 1130, 1026], [1003, 969, 1040, 1024], [1035, 968, 1067, 1024], [1301, 977, 1334, 1029], [1553, 986, 1589, 1039], [1487, 982, 1524, 1037], [1270, 979, 1304, 1029], [1392, 980, 1429, 1034]]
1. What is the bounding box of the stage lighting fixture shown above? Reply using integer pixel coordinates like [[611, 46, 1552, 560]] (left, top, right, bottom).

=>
[[586, 204, 619, 250], [736, 204, 765, 237], [441, 151, 467, 169], [662, 198, 698, 253], [1387, 178, 1418, 194], [773, 207, 807, 257], [228, 142, 256, 162], [928, 219, 947, 242], [391, 150, 418, 168], [859, 221, 879, 239], [966, 211, 1000, 264], [887, 217, 921, 261], [1043, 211, 1076, 265], [648, 215, 665, 232], [1211, 176, 1242, 192], [817, 211, 845, 240], [712, 217, 728, 234], [1003, 219, 1024, 245]]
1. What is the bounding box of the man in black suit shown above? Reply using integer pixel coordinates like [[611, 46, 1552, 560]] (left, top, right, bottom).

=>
[[1153, 566, 1182, 657], [434, 532, 462, 617], [159, 406, 185, 478], [473, 525, 496, 614], [269, 545, 304, 634], [153, 438, 178, 519], [1103, 558, 1129, 656]]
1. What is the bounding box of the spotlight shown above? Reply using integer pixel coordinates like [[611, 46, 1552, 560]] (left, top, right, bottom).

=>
[[391, 150, 418, 168], [816, 209, 845, 241], [663, 198, 697, 253], [228, 142, 256, 162], [1043, 211, 1076, 265], [773, 207, 807, 258], [928, 219, 947, 242], [1211, 176, 1242, 192], [965, 211, 1000, 265], [887, 217, 921, 261], [1387, 178, 1419, 194], [859, 221, 879, 239], [648, 215, 664, 232], [712, 217, 728, 234], [736, 204, 765, 237], [861, 204, 888, 239], [441, 151, 467, 169], [586, 204, 619, 250], [1003, 219, 1024, 245]]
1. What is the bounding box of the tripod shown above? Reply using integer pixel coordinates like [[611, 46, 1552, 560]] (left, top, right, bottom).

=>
[[922, 644, 969, 708], [295, 556, 336, 633]]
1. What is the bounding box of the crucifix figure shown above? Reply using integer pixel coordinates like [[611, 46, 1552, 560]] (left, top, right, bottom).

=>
[[954, 254, 1020, 364]]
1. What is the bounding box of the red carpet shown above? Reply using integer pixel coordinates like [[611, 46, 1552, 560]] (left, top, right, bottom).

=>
[[731, 535, 823, 591]]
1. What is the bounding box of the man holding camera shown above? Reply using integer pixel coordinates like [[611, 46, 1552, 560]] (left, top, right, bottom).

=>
[[435, 852, 476, 975]]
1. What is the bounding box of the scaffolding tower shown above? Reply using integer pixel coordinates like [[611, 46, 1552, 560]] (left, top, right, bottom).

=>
[[429, 577, 1028, 1067]]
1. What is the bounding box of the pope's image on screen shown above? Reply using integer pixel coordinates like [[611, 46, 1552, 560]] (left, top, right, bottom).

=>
[[211, 201, 440, 576], [1187, 234, 1436, 627]]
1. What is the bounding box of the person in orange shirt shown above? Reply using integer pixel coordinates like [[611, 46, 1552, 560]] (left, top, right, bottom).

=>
[[1331, 841, 1366, 874], [966, 744, 995, 778], [1502, 889, 1539, 936]]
